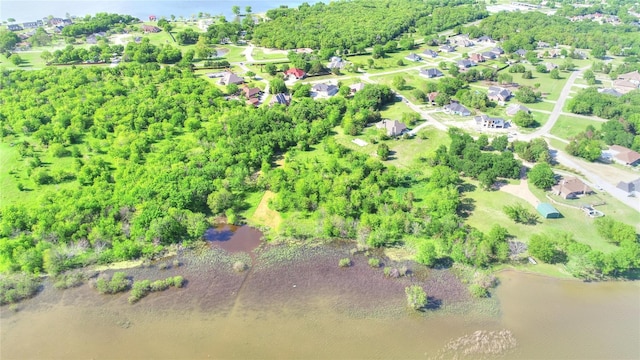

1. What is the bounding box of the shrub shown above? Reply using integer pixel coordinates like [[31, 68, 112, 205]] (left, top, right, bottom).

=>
[[338, 258, 351, 267], [172, 259, 181, 268], [383, 267, 392, 277], [150, 279, 170, 292], [399, 265, 409, 277], [233, 261, 248, 272], [172, 276, 185, 288], [368, 258, 380, 268], [53, 272, 86, 290], [469, 284, 489, 298], [95, 272, 131, 294], [405, 285, 427, 310], [0, 275, 40, 305]]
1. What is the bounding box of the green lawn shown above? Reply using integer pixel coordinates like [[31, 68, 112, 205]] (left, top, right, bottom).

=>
[[550, 115, 603, 140], [524, 100, 556, 112], [252, 48, 288, 61], [465, 181, 620, 254], [372, 72, 431, 103]]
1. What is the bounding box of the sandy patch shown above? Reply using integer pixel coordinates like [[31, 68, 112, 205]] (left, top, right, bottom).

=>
[[261, 48, 288, 55], [353, 138, 368, 147], [250, 191, 282, 230], [499, 179, 540, 207], [110, 34, 132, 45]]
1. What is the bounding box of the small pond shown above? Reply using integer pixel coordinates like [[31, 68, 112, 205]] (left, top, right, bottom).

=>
[[203, 224, 263, 253]]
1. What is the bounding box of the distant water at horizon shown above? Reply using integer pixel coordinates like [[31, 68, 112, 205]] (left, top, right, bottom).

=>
[[1, 0, 317, 23]]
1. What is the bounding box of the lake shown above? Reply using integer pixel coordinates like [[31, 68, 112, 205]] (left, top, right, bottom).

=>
[[1, 240, 638, 359], [1, 0, 314, 23]]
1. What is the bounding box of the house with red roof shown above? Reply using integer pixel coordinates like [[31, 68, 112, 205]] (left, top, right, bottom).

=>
[[285, 68, 306, 79]]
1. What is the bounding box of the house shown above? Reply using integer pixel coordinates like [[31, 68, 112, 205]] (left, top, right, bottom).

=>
[[481, 51, 497, 60], [284, 68, 306, 79], [552, 177, 593, 199], [427, 92, 439, 105], [207, 72, 225, 78], [598, 88, 623, 97], [608, 145, 640, 166], [22, 21, 39, 29], [618, 70, 640, 84], [475, 114, 506, 128], [444, 102, 471, 116], [327, 56, 345, 69], [312, 83, 339, 97], [616, 178, 640, 195], [141, 25, 161, 33], [506, 103, 529, 116], [515, 49, 527, 57], [419, 68, 443, 78], [349, 82, 366, 94], [488, 86, 512, 102], [477, 35, 495, 43], [36, 20, 44, 27], [545, 62, 558, 72], [537, 41, 550, 48], [7, 24, 22, 31], [149, 15, 157, 21], [219, 71, 244, 85], [537, 203, 561, 219], [422, 49, 438, 58], [613, 79, 639, 94], [50, 18, 65, 26], [405, 53, 422, 62], [457, 59, 476, 69], [452, 36, 473, 47], [470, 53, 485, 63], [242, 86, 262, 99], [270, 93, 291, 106], [376, 119, 407, 137], [246, 97, 260, 107], [86, 32, 106, 44], [491, 47, 504, 55], [439, 45, 456, 53]]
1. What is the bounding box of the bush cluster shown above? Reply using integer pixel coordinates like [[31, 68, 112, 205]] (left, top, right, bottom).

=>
[[95, 272, 131, 294], [0, 274, 40, 305], [128, 276, 185, 304]]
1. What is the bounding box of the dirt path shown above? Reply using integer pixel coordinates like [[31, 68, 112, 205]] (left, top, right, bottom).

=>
[[500, 179, 540, 207], [250, 191, 282, 230]]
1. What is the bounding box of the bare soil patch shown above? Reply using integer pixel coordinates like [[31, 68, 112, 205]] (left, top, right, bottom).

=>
[[250, 191, 282, 230]]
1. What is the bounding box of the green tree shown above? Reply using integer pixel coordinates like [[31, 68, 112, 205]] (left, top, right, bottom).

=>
[[264, 63, 277, 76], [529, 234, 558, 263], [549, 68, 560, 79], [9, 54, 23, 66], [269, 78, 287, 94], [377, 143, 390, 160], [513, 111, 535, 127], [528, 163, 555, 189], [232, 6, 241, 16], [392, 75, 406, 90], [405, 285, 427, 310]]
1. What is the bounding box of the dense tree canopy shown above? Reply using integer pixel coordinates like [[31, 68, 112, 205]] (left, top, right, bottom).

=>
[[61, 13, 138, 37]]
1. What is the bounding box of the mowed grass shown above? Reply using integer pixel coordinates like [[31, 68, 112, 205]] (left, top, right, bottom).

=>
[[245, 190, 283, 230], [508, 65, 569, 101], [550, 115, 603, 140], [464, 183, 620, 253]]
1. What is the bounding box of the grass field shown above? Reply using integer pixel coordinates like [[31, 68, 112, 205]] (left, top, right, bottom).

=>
[[549, 115, 603, 140], [464, 181, 620, 254], [245, 190, 283, 230]]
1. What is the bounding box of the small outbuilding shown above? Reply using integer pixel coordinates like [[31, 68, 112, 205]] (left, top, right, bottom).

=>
[[536, 203, 561, 219]]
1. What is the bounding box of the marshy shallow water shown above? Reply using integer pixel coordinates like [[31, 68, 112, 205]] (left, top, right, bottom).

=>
[[1, 237, 639, 359]]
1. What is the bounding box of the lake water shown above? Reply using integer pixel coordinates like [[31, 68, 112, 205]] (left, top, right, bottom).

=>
[[1, 250, 638, 360], [1, 0, 313, 23]]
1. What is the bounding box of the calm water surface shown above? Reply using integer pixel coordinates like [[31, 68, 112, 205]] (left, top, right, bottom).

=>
[[1, 269, 638, 359]]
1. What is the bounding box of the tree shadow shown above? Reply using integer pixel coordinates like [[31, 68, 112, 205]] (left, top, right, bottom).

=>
[[423, 296, 442, 310], [458, 182, 477, 194], [458, 197, 475, 218]]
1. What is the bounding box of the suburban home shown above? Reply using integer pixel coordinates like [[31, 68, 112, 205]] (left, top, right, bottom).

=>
[[515, 49, 527, 57], [7, 24, 23, 31], [422, 49, 438, 58], [376, 119, 407, 137], [488, 86, 512, 102], [50, 18, 65, 26], [506, 103, 530, 116], [552, 177, 593, 199], [349, 82, 366, 94], [419, 68, 443, 78], [327, 56, 345, 70], [141, 25, 161, 33], [427, 92, 439, 105], [537, 41, 551, 48], [439, 44, 456, 53], [284, 68, 306, 79], [545, 62, 558, 72], [607, 145, 640, 166], [477, 35, 495, 43], [22, 21, 39, 29], [36, 20, 44, 27], [617, 70, 640, 84], [481, 51, 497, 60], [598, 88, 623, 97], [616, 178, 640, 195], [405, 53, 422, 62], [457, 59, 476, 69], [219, 71, 244, 85], [207, 72, 225, 78], [246, 97, 260, 107], [312, 83, 339, 97], [537, 203, 561, 219], [452, 36, 473, 47], [444, 101, 471, 116], [270, 93, 291, 106], [613, 79, 639, 94], [242, 86, 262, 99], [475, 114, 506, 128], [470, 53, 485, 63], [149, 15, 157, 21], [491, 47, 504, 55]]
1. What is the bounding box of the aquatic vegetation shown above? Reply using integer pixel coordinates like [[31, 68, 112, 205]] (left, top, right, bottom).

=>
[[0, 274, 40, 305]]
